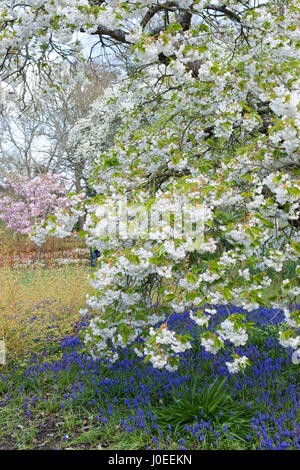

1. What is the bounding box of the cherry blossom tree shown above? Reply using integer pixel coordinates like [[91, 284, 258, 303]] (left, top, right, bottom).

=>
[[0, 173, 71, 238], [1, 1, 299, 372]]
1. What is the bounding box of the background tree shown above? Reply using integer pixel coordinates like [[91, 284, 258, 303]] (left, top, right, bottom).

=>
[[0, 61, 114, 185], [0, 60, 115, 228], [0, 172, 72, 252]]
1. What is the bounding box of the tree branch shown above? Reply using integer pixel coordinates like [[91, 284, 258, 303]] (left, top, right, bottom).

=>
[[80, 25, 131, 44]]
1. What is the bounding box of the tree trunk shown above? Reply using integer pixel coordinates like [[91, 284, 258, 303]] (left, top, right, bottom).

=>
[[74, 163, 84, 231]]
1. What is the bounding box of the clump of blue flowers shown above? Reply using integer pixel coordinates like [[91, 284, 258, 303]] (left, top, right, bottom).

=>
[[0, 304, 299, 450]]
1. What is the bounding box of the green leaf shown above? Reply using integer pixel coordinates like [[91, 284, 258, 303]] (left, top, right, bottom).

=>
[[239, 101, 253, 112]]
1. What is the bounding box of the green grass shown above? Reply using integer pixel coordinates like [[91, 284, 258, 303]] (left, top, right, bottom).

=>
[[152, 377, 254, 441], [0, 328, 298, 451], [0, 241, 298, 450]]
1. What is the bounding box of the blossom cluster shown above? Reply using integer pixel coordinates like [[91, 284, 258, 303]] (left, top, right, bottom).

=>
[[0, 173, 71, 237], [30, 193, 85, 246]]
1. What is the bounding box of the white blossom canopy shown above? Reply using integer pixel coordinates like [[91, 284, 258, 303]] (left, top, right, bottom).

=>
[[2, 1, 299, 371]]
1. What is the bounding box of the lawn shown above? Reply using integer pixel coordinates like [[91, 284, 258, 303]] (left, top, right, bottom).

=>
[[0, 260, 299, 450]]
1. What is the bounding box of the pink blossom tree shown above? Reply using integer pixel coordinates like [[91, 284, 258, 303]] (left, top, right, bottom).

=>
[[0, 173, 71, 243]]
